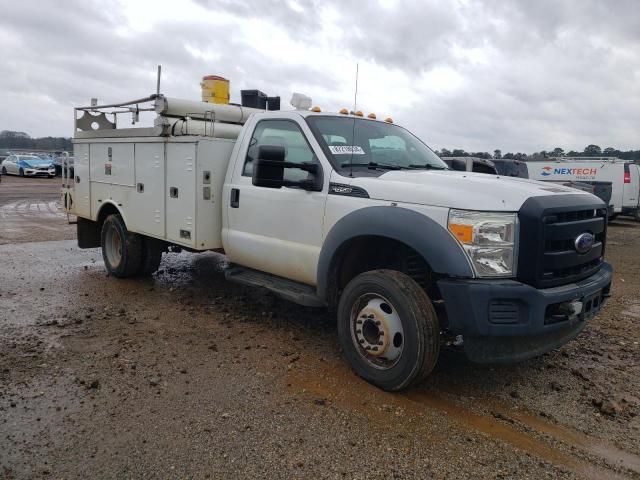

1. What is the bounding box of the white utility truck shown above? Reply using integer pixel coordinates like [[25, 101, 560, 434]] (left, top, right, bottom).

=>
[[527, 158, 640, 221], [63, 87, 613, 391]]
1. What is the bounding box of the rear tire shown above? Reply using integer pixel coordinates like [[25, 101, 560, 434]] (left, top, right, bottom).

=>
[[1, 167, 6, 175], [101, 214, 142, 278], [337, 269, 440, 391], [137, 237, 163, 276]]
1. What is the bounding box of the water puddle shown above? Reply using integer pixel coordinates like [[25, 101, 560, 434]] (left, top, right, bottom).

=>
[[286, 359, 636, 480]]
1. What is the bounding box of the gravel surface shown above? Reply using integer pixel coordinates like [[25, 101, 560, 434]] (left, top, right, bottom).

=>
[[1, 176, 639, 479]]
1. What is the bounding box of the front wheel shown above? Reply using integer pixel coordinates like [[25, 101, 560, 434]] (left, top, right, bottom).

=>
[[19, 168, 24, 177], [1, 167, 6, 175], [101, 214, 142, 278], [337, 269, 440, 391]]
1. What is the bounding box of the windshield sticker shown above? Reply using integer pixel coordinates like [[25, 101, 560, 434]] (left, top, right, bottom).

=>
[[328, 145, 365, 155]]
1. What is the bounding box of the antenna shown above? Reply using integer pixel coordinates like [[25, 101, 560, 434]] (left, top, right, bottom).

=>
[[349, 63, 359, 178], [353, 63, 359, 112], [156, 65, 162, 96]]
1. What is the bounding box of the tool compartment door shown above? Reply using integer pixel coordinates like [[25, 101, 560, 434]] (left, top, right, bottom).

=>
[[133, 142, 166, 237], [72, 143, 91, 218], [166, 142, 197, 246], [90, 143, 135, 186]]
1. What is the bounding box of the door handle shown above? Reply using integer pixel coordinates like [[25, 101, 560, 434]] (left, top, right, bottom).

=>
[[230, 188, 240, 208]]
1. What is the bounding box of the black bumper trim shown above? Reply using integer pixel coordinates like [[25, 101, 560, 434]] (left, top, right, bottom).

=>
[[463, 320, 588, 364], [437, 262, 613, 362]]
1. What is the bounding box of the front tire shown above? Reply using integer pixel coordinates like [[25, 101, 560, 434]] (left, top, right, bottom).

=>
[[337, 269, 440, 391], [19, 168, 24, 177], [1, 167, 6, 175], [101, 214, 142, 278]]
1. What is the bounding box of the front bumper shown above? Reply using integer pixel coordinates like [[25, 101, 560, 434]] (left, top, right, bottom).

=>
[[25, 169, 55, 176], [437, 262, 613, 363]]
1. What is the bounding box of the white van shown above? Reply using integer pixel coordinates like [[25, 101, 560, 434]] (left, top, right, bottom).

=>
[[527, 158, 640, 220]]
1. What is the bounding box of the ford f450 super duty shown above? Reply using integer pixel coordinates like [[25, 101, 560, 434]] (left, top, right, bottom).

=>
[[62, 87, 612, 391]]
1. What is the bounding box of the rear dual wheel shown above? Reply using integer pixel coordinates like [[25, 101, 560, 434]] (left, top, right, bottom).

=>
[[101, 214, 163, 278], [337, 269, 440, 391]]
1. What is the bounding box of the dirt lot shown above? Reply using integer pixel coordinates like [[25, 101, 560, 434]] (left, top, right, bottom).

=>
[[1, 175, 639, 479]]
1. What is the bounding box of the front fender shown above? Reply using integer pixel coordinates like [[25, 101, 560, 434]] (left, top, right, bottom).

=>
[[316, 206, 473, 301]]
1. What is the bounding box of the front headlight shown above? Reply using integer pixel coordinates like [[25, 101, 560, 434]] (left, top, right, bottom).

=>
[[448, 209, 518, 277]]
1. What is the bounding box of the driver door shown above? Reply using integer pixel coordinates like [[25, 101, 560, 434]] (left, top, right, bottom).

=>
[[225, 118, 328, 285]]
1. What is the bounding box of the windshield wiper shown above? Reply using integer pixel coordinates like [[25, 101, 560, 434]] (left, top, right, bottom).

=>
[[407, 164, 448, 170], [340, 162, 406, 171]]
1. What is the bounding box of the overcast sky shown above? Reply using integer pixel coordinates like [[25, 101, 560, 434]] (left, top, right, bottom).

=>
[[0, 0, 638, 152]]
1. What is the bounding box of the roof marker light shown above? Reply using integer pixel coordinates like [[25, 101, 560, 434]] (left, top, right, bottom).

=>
[[311, 106, 321, 112], [367, 113, 376, 119], [354, 111, 363, 117], [385, 117, 393, 123], [339, 108, 349, 114]]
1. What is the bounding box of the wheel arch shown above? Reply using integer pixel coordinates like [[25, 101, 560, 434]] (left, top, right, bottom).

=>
[[96, 201, 125, 226], [317, 206, 473, 307], [77, 201, 125, 249]]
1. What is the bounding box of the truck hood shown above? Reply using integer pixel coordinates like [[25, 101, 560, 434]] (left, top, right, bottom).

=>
[[351, 170, 591, 211]]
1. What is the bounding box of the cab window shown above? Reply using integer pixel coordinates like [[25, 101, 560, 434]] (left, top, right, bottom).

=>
[[243, 120, 318, 182]]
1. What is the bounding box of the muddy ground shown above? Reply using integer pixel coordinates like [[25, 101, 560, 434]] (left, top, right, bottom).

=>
[[1, 175, 639, 479]]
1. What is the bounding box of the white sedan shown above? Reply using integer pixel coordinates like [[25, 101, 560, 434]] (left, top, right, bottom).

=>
[[1, 155, 56, 177]]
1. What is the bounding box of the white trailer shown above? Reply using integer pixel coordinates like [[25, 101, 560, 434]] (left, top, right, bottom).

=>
[[526, 158, 640, 220]]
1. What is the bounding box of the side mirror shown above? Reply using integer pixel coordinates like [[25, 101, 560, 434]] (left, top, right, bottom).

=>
[[252, 145, 286, 188], [252, 145, 321, 191]]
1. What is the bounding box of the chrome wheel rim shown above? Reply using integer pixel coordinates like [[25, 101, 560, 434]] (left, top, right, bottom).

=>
[[350, 294, 404, 370]]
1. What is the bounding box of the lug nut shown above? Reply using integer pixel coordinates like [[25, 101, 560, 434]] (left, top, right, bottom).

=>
[[359, 339, 365, 344], [375, 320, 381, 326], [365, 346, 371, 351], [356, 329, 362, 334], [356, 319, 363, 324], [378, 341, 383, 345], [372, 347, 378, 351]]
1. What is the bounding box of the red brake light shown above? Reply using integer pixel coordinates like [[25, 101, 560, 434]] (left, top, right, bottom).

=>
[[624, 171, 631, 184]]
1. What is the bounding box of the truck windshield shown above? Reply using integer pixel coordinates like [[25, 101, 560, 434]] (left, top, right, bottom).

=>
[[305, 116, 448, 174]]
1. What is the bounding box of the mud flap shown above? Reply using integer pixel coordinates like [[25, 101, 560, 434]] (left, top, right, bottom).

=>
[[77, 217, 100, 248]]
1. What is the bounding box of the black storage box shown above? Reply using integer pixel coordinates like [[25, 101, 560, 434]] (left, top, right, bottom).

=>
[[241, 90, 267, 109], [267, 96, 281, 111]]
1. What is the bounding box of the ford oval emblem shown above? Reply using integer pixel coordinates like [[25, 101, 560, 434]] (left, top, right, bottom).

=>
[[574, 232, 595, 254]]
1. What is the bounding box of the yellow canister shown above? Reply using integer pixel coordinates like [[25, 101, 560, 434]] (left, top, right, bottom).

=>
[[201, 75, 230, 104]]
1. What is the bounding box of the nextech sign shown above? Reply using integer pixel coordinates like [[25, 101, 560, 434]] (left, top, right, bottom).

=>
[[540, 166, 599, 177]]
